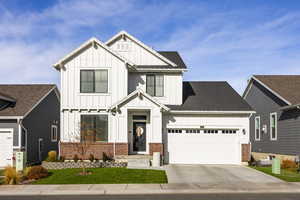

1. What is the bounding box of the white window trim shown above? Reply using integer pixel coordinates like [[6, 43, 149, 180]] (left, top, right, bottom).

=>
[[80, 113, 109, 142], [79, 68, 110, 95], [255, 116, 261, 141], [146, 74, 165, 97], [51, 125, 58, 142], [270, 112, 277, 141]]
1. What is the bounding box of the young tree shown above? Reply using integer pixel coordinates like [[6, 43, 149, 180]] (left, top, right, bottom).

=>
[[67, 121, 97, 175]]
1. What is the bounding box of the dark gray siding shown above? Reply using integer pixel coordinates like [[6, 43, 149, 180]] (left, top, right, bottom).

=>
[[23, 90, 60, 164], [245, 80, 300, 155], [0, 119, 19, 147]]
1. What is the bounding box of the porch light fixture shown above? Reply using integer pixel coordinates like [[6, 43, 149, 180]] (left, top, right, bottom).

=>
[[242, 129, 246, 135]]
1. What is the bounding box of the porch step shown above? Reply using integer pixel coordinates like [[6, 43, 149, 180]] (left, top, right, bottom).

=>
[[115, 155, 152, 168], [127, 159, 150, 168]]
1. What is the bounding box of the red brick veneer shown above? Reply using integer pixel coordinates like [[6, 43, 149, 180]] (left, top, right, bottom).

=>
[[241, 143, 251, 162], [149, 143, 163, 155], [60, 142, 128, 160]]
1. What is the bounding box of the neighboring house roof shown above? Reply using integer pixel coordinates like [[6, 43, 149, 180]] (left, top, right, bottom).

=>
[[168, 81, 253, 112], [243, 75, 300, 106], [0, 84, 58, 117], [109, 89, 170, 112], [53, 37, 136, 70], [0, 92, 16, 102], [105, 30, 178, 67]]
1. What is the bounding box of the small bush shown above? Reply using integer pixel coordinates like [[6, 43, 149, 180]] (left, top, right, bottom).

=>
[[102, 152, 112, 162], [27, 166, 48, 180], [73, 154, 79, 163], [23, 167, 32, 177], [281, 159, 297, 169], [58, 156, 65, 162], [4, 166, 21, 185], [45, 151, 57, 162], [89, 154, 95, 162]]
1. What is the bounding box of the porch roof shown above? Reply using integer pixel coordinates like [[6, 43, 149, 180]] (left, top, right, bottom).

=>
[[109, 89, 170, 112]]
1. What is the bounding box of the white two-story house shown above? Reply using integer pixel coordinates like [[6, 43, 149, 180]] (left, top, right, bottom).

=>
[[54, 31, 254, 164]]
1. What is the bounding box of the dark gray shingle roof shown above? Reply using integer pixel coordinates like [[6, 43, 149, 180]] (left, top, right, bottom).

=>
[[136, 51, 187, 69], [168, 81, 253, 111], [0, 84, 56, 116]]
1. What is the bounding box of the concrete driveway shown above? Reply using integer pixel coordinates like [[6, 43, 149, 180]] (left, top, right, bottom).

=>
[[165, 164, 283, 184]]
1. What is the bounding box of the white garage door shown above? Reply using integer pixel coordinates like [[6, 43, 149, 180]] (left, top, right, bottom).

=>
[[167, 129, 241, 164], [0, 129, 13, 167]]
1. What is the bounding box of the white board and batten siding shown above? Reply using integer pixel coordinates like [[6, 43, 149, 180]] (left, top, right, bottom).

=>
[[128, 72, 183, 105], [163, 114, 250, 164], [109, 39, 168, 66], [61, 44, 128, 110]]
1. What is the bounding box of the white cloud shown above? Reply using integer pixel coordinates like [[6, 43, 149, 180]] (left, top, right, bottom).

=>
[[0, 0, 300, 95]]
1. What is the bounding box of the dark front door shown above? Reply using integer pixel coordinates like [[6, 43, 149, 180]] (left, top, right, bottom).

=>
[[133, 122, 146, 152]]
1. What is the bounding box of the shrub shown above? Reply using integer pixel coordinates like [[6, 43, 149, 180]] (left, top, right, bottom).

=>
[[58, 156, 65, 162], [4, 166, 21, 185], [89, 154, 95, 162], [27, 166, 48, 180], [73, 154, 79, 163], [102, 152, 112, 162], [45, 151, 57, 162], [281, 159, 297, 169], [23, 167, 32, 177]]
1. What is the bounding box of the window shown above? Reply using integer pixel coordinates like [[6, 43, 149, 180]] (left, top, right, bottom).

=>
[[81, 115, 108, 142], [51, 125, 58, 142], [146, 74, 164, 97], [221, 130, 237, 134], [255, 116, 261, 141], [186, 129, 201, 133], [167, 129, 182, 133], [80, 70, 108, 93], [204, 129, 219, 134], [270, 112, 277, 140]]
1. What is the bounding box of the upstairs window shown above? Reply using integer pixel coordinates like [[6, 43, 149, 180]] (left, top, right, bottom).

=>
[[80, 70, 108, 93], [146, 74, 164, 97], [255, 116, 261, 141], [270, 112, 277, 140]]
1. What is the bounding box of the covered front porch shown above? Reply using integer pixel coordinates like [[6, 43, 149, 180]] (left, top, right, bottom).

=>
[[110, 89, 169, 157]]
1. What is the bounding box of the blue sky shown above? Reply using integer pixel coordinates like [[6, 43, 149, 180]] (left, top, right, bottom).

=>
[[1, 0, 300, 94]]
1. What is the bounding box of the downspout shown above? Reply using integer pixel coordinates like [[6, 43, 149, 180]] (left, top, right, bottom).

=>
[[18, 119, 28, 162]]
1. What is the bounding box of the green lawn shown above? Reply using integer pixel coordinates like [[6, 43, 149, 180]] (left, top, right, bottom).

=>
[[250, 166, 300, 182], [33, 168, 168, 184]]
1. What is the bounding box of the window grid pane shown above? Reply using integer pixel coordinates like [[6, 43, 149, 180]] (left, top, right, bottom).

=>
[[146, 75, 155, 96], [81, 115, 108, 142]]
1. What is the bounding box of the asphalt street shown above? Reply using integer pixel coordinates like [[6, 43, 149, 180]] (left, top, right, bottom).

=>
[[1, 194, 300, 200]]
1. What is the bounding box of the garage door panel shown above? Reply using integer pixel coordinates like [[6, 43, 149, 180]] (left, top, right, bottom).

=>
[[0, 129, 13, 167], [167, 133, 240, 164]]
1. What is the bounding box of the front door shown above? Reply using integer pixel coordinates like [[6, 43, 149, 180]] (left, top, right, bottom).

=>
[[133, 122, 146, 152]]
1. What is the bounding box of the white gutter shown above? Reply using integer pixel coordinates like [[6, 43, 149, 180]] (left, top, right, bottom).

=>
[[169, 110, 256, 114]]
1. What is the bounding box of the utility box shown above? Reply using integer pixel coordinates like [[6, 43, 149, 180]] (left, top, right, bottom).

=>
[[16, 152, 26, 172], [272, 158, 281, 175], [152, 152, 161, 167]]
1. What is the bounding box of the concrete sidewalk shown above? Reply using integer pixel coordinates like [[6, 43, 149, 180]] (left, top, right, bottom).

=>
[[0, 182, 300, 196]]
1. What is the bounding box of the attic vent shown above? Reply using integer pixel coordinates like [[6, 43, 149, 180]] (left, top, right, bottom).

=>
[[116, 41, 131, 52]]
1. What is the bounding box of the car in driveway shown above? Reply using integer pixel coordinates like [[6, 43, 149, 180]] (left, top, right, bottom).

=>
[[165, 164, 282, 184]]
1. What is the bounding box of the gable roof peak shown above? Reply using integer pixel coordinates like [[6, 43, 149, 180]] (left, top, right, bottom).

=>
[[53, 36, 136, 70], [106, 30, 178, 67]]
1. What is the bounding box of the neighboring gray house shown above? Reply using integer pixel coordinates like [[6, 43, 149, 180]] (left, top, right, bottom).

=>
[[243, 75, 300, 160], [0, 85, 60, 167]]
